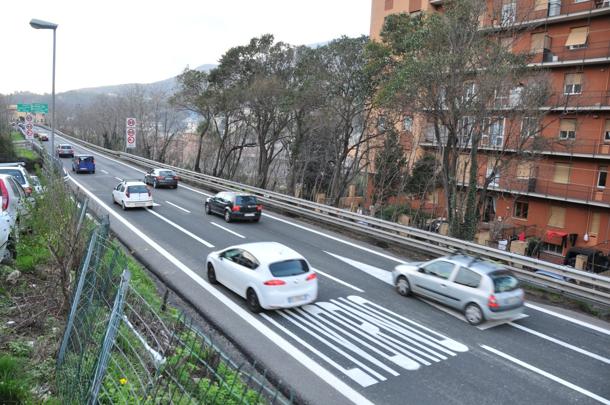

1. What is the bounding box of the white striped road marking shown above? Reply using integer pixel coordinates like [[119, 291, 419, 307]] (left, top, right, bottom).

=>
[[66, 173, 374, 405], [114, 176, 122, 181], [509, 322, 610, 365], [145, 208, 214, 248], [326, 251, 393, 284], [481, 344, 610, 405], [101, 169, 109, 174], [165, 200, 191, 213], [152, 202, 161, 207], [525, 303, 610, 337], [312, 268, 364, 293], [210, 222, 245, 239]]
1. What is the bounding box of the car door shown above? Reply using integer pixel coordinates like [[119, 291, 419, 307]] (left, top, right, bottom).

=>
[[231, 250, 260, 295], [112, 183, 123, 203], [446, 267, 483, 310], [412, 260, 457, 304], [217, 248, 244, 293]]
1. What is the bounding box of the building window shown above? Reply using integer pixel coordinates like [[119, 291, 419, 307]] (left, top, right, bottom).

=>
[[605, 120, 610, 142], [521, 117, 540, 138], [548, 206, 566, 228], [384, 0, 394, 11], [541, 242, 563, 255], [403, 116, 413, 131], [598, 166, 608, 188], [553, 163, 571, 184], [486, 157, 500, 186], [559, 118, 576, 140], [483, 117, 505, 147], [590, 212, 601, 236], [514, 201, 529, 219], [516, 162, 534, 179], [501, 1, 517, 25], [534, 0, 548, 11], [565, 27, 589, 49], [564, 73, 583, 95], [530, 33, 549, 53]]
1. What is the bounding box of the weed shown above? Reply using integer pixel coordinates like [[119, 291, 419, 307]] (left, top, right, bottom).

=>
[[0, 355, 31, 404]]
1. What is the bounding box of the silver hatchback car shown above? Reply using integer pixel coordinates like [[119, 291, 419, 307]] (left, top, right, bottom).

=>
[[392, 254, 524, 325]]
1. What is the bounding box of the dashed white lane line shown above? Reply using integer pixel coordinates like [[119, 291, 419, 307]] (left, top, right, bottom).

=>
[[525, 303, 610, 337], [145, 208, 214, 248], [509, 322, 610, 365], [312, 268, 365, 293], [114, 176, 122, 181], [165, 200, 191, 213], [481, 345, 610, 405], [66, 173, 373, 405], [101, 169, 109, 174], [210, 222, 245, 239]]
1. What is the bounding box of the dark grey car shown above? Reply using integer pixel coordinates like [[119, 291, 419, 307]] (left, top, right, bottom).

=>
[[144, 169, 179, 189], [205, 192, 262, 223]]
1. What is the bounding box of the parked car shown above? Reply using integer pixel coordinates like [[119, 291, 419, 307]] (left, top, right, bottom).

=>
[[0, 165, 33, 196], [205, 192, 262, 223], [112, 180, 153, 210], [56, 144, 74, 158], [393, 254, 524, 325], [29, 176, 44, 194], [0, 174, 28, 262], [144, 168, 179, 189], [72, 155, 95, 174], [0, 211, 13, 263], [206, 242, 318, 312]]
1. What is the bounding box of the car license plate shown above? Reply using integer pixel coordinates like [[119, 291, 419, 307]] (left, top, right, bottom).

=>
[[288, 294, 307, 304], [245, 213, 255, 217], [508, 297, 520, 305]]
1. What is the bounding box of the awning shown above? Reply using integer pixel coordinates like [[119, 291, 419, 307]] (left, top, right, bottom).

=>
[[546, 230, 568, 239], [565, 27, 588, 47]]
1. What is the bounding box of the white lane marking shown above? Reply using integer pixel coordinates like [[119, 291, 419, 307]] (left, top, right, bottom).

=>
[[481, 344, 610, 405], [66, 174, 373, 405], [101, 169, 109, 174], [312, 268, 364, 293], [165, 200, 191, 213], [152, 202, 161, 207], [525, 303, 610, 337], [264, 213, 402, 263], [261, 313, 378, 388], [210, 222, 245, 239], [326, 252, 393, 284], [476, 314, 528, 330], [114, 176, 123, 181], [509, 322, 610, 365], [145, 209, 214, 248], [180, 183, 212, 197]]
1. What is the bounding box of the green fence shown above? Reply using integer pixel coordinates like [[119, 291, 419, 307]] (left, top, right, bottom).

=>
[[56, 218, 291, 404]]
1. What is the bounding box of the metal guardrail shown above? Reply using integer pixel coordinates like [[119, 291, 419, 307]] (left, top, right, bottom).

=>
[[42, 126, 610, 307]]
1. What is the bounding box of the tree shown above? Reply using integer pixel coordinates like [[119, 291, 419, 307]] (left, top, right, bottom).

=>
[[373, 128, 406, 207], [373, 0, 550, 239]]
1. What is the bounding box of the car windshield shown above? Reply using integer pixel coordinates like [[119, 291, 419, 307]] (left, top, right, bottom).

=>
[[78, 156, 94, 162], [159, 170, 174, 176], [490, 271, 519, 293], [0, 169, 25, 185], [236, 195, 257, 205], [268, 259, 309, 277], [128, 185, 148, 194]]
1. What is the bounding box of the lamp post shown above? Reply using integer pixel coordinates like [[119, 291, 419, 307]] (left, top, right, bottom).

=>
[[29, 18, 58, 153]]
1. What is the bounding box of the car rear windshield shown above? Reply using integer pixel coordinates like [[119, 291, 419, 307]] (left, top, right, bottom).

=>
[[128, 185, 148, 193], [0, 169, 25, 185], [159, 170, 174, 176], [268, 259, 309, 277], [78, 156, 94, 162], [490, 271, 519, 293], [61, 145, 72, 149], [236, 195, 257, 205]]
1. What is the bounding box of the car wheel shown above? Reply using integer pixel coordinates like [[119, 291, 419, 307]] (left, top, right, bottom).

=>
[[246, 288, 262, 313], [112, 195, 115, 204], [92, 170, 95, 174], [395, 276, 411, 297], [121, 201, 127, 211], [207, 263, 218, 285], [71, 166, 74, 172], [464, 303, 484, 326], [148, 204, 154, 210], [224, 210, 232, 223], [153, 180, 158, 189], [205, 203, 211, 215], [252, 217, 260, 223]]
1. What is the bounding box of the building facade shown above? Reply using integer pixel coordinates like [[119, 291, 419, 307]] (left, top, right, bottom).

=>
[[370, 0, 610, 264]]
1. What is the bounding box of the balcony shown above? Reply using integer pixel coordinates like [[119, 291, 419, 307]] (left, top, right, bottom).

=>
[[530, 39, 610, 67], [542, 91, 610, 111]]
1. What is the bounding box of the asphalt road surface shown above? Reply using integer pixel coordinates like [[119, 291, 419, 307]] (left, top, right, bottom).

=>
[[41, 128, 610, 405]]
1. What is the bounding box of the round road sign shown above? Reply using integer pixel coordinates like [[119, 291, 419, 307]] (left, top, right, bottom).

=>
[[127, 128, 136, 136], [25, 123, 33, 131], [126, 118, 136, 127], [25, 114, 33, 122], [127, 135, 135, 144]]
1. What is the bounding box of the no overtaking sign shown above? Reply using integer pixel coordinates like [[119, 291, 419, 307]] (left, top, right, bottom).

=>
[[125, 117, 136, 149]]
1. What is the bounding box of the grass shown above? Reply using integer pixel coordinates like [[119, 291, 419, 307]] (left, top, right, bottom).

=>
[[0, 355, 31, 404], [16, 148, 36, 160], [11, 131, 24, 141]]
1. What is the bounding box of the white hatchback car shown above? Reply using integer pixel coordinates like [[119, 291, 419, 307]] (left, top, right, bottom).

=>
[[112, 180, 153, 210], [206, 242, 318, 312]]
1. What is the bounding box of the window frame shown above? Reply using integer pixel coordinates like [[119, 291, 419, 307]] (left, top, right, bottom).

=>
[[513, 201, 529, 219], [597, 166, 608, 189], [421, 260, 455, 280]]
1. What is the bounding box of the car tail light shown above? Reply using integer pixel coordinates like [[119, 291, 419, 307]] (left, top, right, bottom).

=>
[[256, 204, 263, 211], [0, 180, 8, 211], [147, 189, 151, 197], [264, 279, 286, 286], [231, 205, 241, 212], [174, 176, 179, 180], [92, 158, 95, 164], [306, 273, 317, 281], [156, 176, 163, 180], [488, 294, 499, 309]]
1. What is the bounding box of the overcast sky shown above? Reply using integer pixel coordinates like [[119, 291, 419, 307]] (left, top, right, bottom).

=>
[[1, 0, 371, 95]]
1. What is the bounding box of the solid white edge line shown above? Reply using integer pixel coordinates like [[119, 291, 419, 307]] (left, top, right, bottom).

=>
[[210, 221, 246, 239], [312, 268, 365, 293], [145, 208, 214, 248], [66, 174, 373, 405], [509, 322, 610, 365], [165, 200, 191, 213], [525, 303, 610, 337], [481, 344, 610, 405]]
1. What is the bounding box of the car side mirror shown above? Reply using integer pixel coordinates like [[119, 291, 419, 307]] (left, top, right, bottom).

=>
[[417, 268, 425, 273]]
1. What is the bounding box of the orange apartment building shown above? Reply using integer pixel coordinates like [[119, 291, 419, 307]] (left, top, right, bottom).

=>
[[370, 0, 610, 264]]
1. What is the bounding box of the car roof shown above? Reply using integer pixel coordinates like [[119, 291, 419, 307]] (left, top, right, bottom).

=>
[[124, 180, 146, 186], [59, 144, 72, 147], [219, 191, 255, 197], [0, 166, 27, 172], [444, 254, 505, 274], [74, 154, 93, 158], [230, 242, 304, 264]]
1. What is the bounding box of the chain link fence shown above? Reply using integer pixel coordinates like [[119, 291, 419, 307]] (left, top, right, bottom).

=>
[[56, 214, 291, 404]]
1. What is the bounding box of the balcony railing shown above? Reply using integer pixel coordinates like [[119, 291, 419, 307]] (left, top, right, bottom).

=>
[[543, 91, 610, 111], [530, 38, 610, 66]]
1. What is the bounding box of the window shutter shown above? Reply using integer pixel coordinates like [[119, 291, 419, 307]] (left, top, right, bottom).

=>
[[535, 0, 548, 11], [517, 162, 533, 179], [560, 119, 576, 132], [565, 27, 589, 47], [548, 206, 566, 228], [590, 213, 601, 235], [553, 163, 571, 184], [565, 73, 583, 86], [457, 155, 471, 183], [531, 33, 546, 53]]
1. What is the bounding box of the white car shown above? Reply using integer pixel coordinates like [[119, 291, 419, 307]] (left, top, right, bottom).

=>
[[112, 180, 153, 210], [0, 174, 28, 262], [206, 242, 318, 312]]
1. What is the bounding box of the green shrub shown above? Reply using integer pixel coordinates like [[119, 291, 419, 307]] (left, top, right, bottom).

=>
[[0, 355, 31, 404]]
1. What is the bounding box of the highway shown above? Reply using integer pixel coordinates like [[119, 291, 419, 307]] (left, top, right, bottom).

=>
[[41, 127, 610, 405]]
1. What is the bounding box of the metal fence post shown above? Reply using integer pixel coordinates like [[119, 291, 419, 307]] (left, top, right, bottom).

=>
[[75, 198, 89, 235], [88, 269, 131, 405], [57, 230, 98, 366]]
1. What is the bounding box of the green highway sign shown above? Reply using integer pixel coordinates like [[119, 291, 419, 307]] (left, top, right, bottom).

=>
[[17, 103, 31, 112], [32, 103, 48, 113]]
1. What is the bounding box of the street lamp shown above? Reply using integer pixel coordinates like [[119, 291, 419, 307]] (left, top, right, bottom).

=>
[[30, 18, 58, 153]]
